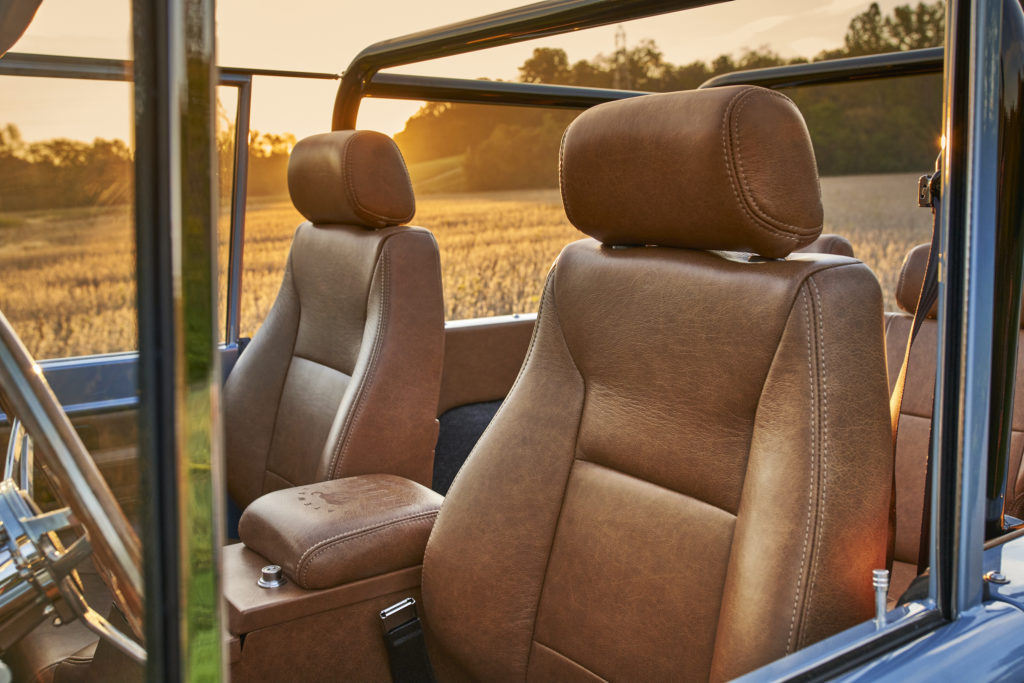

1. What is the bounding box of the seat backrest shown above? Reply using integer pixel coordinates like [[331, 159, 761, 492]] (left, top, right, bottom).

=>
[[224, 131, 444, 509], [886, 244, 1024, 597], [421, 86, 893, 682]]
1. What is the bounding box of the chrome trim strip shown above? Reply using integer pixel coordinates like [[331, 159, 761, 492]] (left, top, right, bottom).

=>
[[224, 79, 251, 345], [444, 313, 537, 330]]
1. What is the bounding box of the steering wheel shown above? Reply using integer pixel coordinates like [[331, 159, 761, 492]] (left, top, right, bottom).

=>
[[0, 310, 144, 663]]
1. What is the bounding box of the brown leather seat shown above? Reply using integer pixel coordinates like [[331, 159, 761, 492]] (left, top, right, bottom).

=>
[[419, 86, 893, 681], [224, 130, 445, 509], [795, 233, 855, 257], [885, 244, 1024, 599]]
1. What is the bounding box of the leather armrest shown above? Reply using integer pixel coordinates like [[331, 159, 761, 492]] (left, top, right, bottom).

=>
[[238, 475, 442, 590]]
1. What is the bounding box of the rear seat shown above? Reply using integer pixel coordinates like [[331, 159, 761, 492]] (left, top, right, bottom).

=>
[[886, 243, 1024, 599], [794, 233, 855, 257]]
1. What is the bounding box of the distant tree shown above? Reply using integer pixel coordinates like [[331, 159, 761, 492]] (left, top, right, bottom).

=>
[[0, 123, 24, 155], [844, 3, 891, 55], [519, 48, 572, 84], [886, 2, 945, 50], [463, 114, 568, 190], [246, 130, 297, 197], [842, 1, 944, 56]]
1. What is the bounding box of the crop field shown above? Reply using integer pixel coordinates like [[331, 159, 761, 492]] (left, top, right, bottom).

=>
[[0, 173, 931, 360]]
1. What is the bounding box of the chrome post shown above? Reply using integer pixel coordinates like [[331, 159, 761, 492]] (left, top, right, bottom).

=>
[[873, 569, 890, 628]]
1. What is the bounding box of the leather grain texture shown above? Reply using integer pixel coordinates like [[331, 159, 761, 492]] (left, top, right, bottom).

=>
[[232, 586, 420, 682], [224, 222, 444, 508], [421, 240, 892, 682], [559, 86, 823, 258], [886, 293, 1024, 584], [239, 475, 441, 590], [438, 318, 535, 414], [288, 130, 415, 227], [896, 241, 1024, 323], [794, 233, 855, 257]]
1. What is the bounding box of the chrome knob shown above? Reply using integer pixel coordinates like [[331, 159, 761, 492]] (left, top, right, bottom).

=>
[[258, 565, 286, 589]]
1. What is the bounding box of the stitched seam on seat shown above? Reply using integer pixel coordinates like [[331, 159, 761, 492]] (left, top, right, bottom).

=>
[[343, 132, 402, 226], [558, 128, 577, 227], [731, 89, 821, 237], [721, 90, 808, 245], [297, 510, 439, 585], [801, 276, 830, 645], [420, 265, 555, 598], [326, 244, 391, 478], [289, 352, 353, 379], [896, 255, 912, 311], [532, 640, 610, 682], [525, 274, 588, 675], [787, 286, 816, 652], [260, 246, 303, 499], [578, 459, 738, 518]]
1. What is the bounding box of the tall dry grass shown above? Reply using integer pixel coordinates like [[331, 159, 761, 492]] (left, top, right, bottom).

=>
[[0, 173, 932, 360]]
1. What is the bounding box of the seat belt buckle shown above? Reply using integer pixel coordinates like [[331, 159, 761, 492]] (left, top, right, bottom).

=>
[[380, 598, 437, 683], [918, 170, 941, 207], [380, 597, 418, 634]]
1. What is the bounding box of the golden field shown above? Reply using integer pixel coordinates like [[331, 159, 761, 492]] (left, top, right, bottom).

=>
[[0, 173, 932, 360]]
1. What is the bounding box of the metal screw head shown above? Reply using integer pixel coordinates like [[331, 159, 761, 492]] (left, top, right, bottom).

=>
[[258, 564, 286, 588], [984, 570, 1010, 585]]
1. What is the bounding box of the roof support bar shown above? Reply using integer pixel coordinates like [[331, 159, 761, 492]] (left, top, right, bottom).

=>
[[331, 0, 724, 130]]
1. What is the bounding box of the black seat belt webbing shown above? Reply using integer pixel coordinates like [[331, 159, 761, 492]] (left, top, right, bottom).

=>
[[888, 170, 941, 576], [380, 598, 437, 683]]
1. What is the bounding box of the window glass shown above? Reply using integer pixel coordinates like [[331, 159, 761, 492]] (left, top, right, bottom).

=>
[[0, 77, 135, 359], [217, 85, 239, 343], [790, 75, 942, 312], [392, 103, 581, 320], [236, 77, 337, 338]]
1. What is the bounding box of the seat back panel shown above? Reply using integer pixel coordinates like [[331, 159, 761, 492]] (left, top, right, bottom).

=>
[[226, 223, 444, 507], [290, 223, 389, 374], [424, 243, 892, 682], [711, 265, 891, 681], [533, 460, 736, 682], [557, 242, 836, 514], [421, 279, 586, 680], [263, 357, 351, 491]]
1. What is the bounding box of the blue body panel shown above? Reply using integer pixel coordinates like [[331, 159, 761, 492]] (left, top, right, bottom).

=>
[[839, 601, 1024, 681]]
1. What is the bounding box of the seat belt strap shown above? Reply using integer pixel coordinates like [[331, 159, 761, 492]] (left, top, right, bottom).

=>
[[889, 172, 942, 442], [888, 170, 941, 575], [380, 598, 437, 683]]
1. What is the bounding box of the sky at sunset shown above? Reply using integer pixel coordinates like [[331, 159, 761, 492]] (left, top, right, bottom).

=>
[[2, 0, 917, 144]]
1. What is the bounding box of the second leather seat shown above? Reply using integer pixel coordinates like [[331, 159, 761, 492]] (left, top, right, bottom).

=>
[[224, 130, 445, 510]]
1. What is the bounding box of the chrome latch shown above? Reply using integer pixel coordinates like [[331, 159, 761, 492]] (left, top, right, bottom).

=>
[[380, 597, 418, 634], [258, 564, 286, 588], [873, 568, 890, 628]]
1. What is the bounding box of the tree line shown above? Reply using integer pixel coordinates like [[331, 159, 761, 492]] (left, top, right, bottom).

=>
[[0, 122, 295, 212], [0, 1, 944, 211], [395, 1, 945, 191]]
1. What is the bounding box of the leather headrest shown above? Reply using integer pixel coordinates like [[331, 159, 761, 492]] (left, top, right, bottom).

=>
[[794, 233, 855, 257], [895, 244, 935, 317], [559, 86, 823, 258], [895, 243, 1024, 326], [287, 130, 415, 228]]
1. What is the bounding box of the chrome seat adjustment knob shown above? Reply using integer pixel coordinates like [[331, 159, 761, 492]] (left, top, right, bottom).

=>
[[258, 564, 286, 588]]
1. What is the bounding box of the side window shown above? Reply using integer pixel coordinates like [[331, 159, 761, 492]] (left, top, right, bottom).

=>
[[0, 77, 136, 360], [788, 75, 942, 312], [373, 101, 583, 321], [235, 76, 337, 339], [216, 83, 242, 344]]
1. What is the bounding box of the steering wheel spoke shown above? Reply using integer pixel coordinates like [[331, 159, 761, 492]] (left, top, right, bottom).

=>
[[0, 311, 144, 662]]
